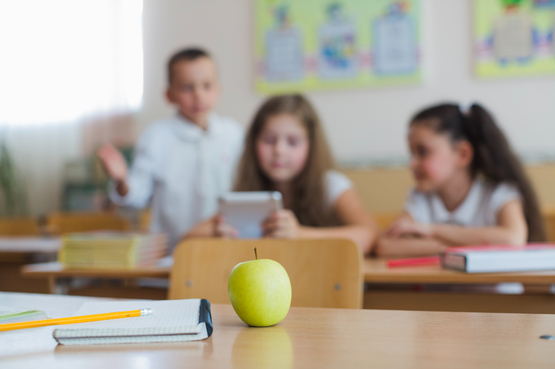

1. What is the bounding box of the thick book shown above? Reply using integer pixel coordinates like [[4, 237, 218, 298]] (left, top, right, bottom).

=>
[[53, 299, 213, 345], [440, 244, 555, 273], [58, 232, 167, 269]]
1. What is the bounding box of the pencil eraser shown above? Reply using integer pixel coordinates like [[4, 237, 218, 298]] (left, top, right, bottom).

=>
[[140, 308, 153, 316]]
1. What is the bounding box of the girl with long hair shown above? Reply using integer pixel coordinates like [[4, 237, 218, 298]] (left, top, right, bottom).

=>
[[186, 94, 377, 254], [375, 103, 545, 256]]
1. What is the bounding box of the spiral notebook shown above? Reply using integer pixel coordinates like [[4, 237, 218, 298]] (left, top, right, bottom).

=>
[[53, 299, 213, 345]]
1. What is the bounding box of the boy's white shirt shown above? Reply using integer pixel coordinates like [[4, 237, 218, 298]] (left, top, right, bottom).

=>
[[404, 178, 521, 227], [109, 113, 244, 250]]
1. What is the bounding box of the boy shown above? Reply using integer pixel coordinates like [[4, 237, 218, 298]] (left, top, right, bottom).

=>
[[98, 48, 244, 250]]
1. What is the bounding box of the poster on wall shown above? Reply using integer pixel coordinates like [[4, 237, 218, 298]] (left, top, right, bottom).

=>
[[254, 0, 422, 94], [474, 0, 555, 79]]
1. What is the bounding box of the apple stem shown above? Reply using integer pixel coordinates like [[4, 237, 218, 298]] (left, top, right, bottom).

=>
[[254, 247, 258, 260]]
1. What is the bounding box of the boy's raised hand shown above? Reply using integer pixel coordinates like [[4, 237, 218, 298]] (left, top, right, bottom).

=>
[[97, 143, 129, 183]]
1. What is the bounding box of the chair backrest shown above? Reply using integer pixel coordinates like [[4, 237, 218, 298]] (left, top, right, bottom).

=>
[[374, 213, 399, 230], [543, 207, 555, 243], [169, 238, 363, 309], [47, 211, 130, 234], [139, 209, 151, 232], [0, 217, 39, 236]]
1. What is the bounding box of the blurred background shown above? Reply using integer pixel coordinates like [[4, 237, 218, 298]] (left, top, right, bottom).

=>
[[1, 0, 554, 229]]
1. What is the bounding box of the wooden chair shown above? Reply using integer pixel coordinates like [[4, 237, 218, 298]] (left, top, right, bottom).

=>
[[139, 209, 151, 232], [0, 217, 39, 236], [374, 213, 398, 230], [543, 207, 555, 243], [47, 211, 130, 234], [169, 238, 363, 309]]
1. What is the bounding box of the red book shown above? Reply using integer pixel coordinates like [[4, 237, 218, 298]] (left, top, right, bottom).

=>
[[386, 256, 440, 268]]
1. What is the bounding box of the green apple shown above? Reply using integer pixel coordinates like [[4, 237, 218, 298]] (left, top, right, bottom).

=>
[[228, 248, 292, 327]]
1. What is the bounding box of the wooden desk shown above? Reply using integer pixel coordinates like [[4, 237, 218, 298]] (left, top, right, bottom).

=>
[[21, 259, 172, 299], [364, 258, 555, 284], [364, 258, 555, 314], [20, 257, 555, 313], [2, 292, 555, 369], [0, 237, 60, 293]]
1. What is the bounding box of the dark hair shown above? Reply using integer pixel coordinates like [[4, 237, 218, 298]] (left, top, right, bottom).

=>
[[411, 103, 545, 242], [234, 94, 336, 227], [167, 48, 211, 84]]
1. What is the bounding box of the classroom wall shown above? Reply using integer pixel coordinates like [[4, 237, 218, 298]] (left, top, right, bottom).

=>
[[138, 0, 555, 164], [342, 164, 555, 214]]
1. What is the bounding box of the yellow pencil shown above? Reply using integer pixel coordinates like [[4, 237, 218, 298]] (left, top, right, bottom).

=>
[[0, 308, 152, 332]]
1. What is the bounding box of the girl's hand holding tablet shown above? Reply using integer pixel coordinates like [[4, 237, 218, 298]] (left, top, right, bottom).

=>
[[214, 215, 239, 238], [262, 210, 301, 238]]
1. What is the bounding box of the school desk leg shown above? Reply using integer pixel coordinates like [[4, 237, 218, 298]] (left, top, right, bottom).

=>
[[48, 276, 68, 294], [0, 263, 51, 293]]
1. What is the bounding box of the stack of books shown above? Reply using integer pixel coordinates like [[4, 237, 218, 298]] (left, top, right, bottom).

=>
[[58, 232, 167, 269]]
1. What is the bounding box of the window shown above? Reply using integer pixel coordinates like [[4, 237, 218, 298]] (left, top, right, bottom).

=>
[[0, 0, 143, 126]]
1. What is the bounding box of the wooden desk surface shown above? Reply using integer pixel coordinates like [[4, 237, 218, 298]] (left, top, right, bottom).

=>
[[0, 237, 60, 263], [364, 258, 555, 284], [21, 259, 172, 279], [21, 257, 555, 285], [19, 258, 172, 299], [2, 292, 555, 369]]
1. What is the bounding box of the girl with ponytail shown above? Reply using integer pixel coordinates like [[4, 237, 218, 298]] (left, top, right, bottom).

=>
[[375, 103, 545, 257]]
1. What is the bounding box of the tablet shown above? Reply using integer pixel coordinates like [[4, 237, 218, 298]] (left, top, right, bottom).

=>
[[218, 191, 283, 238]]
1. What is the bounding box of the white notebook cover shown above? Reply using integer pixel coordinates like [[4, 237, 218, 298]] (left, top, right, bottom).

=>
[[53, 299, 212, 345]]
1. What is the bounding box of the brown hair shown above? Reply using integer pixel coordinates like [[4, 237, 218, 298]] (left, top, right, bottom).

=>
[[411, 103, 546, 242], [167, 47, 211, 84], [234, 94, 336, 227]]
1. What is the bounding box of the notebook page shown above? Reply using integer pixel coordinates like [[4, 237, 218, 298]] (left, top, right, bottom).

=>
[[0, 306, 49, 323], [53, 299, 202, 338]]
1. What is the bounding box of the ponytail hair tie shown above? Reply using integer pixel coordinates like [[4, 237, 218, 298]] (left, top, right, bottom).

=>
[[459, 102, 473, 116]]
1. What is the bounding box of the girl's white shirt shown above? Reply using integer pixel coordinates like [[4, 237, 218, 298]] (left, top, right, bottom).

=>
[[405, 178, 521, 226], [109, 113, 244, 250], [325, 170, 353, 206]]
